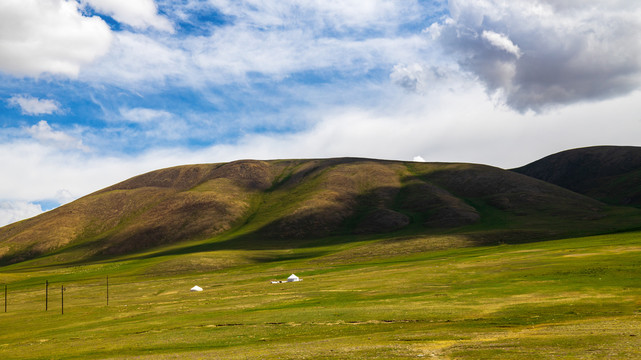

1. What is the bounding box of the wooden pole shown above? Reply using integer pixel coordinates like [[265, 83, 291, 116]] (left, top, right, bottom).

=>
[[45, 280, 48, 311], [106, 276, 109, 306], [61, 285, 64, 315], [4, 285, 6, 313]]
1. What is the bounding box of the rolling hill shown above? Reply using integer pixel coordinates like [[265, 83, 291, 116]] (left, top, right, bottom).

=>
[[2, 151, 641, 266]]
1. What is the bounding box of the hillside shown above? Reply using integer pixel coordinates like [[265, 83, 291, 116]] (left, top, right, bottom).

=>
[[1, 156, 641, 266], [513, 146, 641, 206]]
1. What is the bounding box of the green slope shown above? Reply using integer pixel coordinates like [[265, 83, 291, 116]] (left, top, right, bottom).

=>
[[0, 229, 639, 359]]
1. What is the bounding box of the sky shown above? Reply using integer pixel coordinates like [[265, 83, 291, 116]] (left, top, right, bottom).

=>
[[1, 0, 641, 226]]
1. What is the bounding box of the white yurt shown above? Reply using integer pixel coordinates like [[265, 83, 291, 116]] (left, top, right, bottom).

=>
[[190, 285, 203, 292], [287, 274, 300, 282]]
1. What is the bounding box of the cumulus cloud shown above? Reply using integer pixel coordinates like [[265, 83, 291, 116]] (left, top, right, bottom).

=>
[[432, 0, 641, 112], [8, 95, 61, 115], [81, 0, 174, 32], [26, 121, 89, 151], [0, 0, 113, 77]]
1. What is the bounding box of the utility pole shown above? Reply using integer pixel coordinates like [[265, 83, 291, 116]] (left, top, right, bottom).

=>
[[45, 280, 48, 311], [4, 285, 6, 313], [106, 276, 109, 306], [61, 285, 65, 315]]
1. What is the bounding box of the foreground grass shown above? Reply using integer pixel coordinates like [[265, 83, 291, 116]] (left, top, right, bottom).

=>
[[1, 231, 640, 359]]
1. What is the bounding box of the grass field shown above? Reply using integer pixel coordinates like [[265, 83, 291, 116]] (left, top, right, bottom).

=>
[[1, 230, 640, 359]]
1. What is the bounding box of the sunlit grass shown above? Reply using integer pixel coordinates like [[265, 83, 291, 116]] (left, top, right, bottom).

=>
[[1, 231, 641, 359]]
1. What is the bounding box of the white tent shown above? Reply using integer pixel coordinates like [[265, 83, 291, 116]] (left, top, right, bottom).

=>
[[190, 285, 203, 292], [287, 274, 301, 282]]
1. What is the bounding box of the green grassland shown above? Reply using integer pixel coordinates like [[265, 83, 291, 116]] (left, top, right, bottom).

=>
[[1, 230, 640, 359]]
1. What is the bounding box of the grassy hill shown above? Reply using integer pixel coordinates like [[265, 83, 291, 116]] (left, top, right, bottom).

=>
[[2, 157, 640, 266], [513, 146, 641, 207], [2, 148, 641, 358]]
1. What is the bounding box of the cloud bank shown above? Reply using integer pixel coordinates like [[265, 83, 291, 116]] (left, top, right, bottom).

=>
[[434, 0, 641, 111], [26, 121, 89, 152]]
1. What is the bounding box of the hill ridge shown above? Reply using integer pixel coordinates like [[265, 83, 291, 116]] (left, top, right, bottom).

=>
[[513, 145, 641, 206], [2, 149, 641, 266]]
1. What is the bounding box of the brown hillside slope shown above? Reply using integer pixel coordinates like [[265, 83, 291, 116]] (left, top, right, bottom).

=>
[[1, 157, 639, 265], [0, 160, 282, 262]]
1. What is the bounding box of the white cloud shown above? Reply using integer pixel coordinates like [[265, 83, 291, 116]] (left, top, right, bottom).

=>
[[81, 31, 188, 86], [54, 189, 76, 205], [120, 107, 172, 124], [481, 31, 522, 58], [81, 1, 429, 87], [81, 0, 174, 32], [207, 0, 421, 31], [83, 28, 427, 88], [176, 85, 641, 169], [26, 121, 89, 151], [0, 0, 113, 77], [0, 201, 43, 227], [8, 95, 61, 115], [118, 107, 189, 140]]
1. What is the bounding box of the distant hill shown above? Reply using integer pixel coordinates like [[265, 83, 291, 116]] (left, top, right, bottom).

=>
[[513, 146, 641, 207], [1, 155, 640, 265]]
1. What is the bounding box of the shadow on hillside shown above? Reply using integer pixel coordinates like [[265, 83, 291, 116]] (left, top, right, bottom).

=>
[[102, 176, 574, 263], [24, 168, 641, 268], [127, 169, 641, 263]]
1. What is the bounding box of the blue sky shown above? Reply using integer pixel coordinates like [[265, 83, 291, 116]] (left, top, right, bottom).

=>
[[1, 0, 641, 225]]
